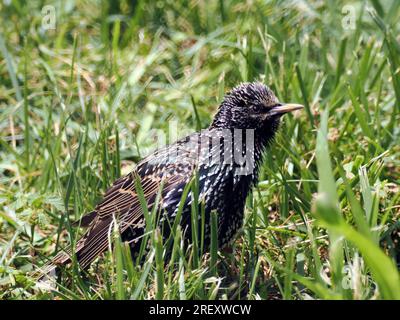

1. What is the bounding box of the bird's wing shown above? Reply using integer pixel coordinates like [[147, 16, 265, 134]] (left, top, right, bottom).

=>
[[66, 136, 200, 268]]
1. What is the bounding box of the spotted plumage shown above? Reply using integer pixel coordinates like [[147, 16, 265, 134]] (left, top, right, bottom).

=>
[[38, 82, 302, 278]]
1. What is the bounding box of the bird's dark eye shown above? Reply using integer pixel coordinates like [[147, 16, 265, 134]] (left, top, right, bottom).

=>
[[251, 103, 266, 113]]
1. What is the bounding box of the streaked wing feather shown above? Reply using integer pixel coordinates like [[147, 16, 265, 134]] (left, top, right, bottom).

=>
[[75, 141, 199, 268]]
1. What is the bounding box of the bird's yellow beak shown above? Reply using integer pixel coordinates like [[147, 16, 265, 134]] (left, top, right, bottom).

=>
[[272, 103, 303, 115]]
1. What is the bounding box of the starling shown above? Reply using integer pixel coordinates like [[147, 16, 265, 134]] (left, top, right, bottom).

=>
[[38, 82, 302, 278]]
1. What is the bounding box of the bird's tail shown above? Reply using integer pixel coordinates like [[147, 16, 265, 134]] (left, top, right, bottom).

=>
[[33, 212, 103, 284], [32, 243, 82, 283]]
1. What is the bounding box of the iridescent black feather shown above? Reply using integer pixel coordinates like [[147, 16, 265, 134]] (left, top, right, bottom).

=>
[[37, 82, 301, 278]]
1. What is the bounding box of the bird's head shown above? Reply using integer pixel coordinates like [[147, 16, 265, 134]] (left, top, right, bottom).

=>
[[211, 82, 303, 132]]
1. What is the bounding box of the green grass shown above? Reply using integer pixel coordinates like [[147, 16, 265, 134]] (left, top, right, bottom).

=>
[[1, 0, 400, 300]]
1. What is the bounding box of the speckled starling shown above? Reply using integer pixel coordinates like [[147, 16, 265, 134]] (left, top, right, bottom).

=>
[[39, 82, 302, 278]]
